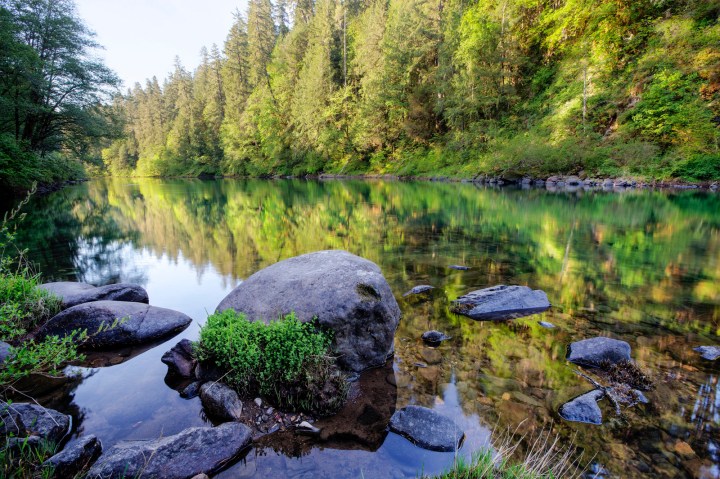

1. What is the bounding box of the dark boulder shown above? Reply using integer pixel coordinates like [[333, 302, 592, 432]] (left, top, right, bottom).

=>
[[389, 405, 464, 452], [559, 389, 605, 425], [161, 339, 197, 377], [39, 282, 149, 309], [567, 337, 631, 367], [421, 330, 451, 347], [86, 423, 252, 479], [451, 285, 550, 321], [0, 402, 70, 444], [215, 250, 401, 373], [43, 435, 102, 477], [36, 301, 191, 349], [199, 382, 243, 422], [694, 345, 720, 361]]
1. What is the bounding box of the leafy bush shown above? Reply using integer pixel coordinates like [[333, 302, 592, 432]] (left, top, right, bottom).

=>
[[196, 310, 349, 415]]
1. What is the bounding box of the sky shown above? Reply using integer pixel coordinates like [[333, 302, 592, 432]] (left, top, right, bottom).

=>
[[75, 0, 248, 90]]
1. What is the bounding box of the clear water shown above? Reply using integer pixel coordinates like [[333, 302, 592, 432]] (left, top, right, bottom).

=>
[[6, 178, 720, 478]]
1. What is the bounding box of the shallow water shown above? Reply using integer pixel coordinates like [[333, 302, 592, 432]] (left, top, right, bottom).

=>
[[5, 178, 720, 478]]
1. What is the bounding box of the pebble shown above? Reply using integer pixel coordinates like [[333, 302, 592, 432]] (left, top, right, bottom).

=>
[[254, 398, 262, 407]]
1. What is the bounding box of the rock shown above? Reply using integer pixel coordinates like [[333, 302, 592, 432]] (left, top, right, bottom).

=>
[[180, 381, 202, 399], [421, 330, 451, 347], [215, 250, 401, 372], [297, 421, 320, 434], [559, 389, 605, 425], [37, 301, 192, 349], [191, 475, 210, 479], [39, 282, 149, 309], [693, 346, 720, 361], [161, 339, 197, 377], [539, 321, 556, 329], [0, 402, 70, 444], [0, 341, 13, 365], [389, 405, 464, 452], [566, 337, 632, 367], [402, 285, 434, 297], [566, 176, 582, 186], [254, 398, 262, 407], [43, 435, 102, 477], [86, 423, 252, 479], [448, 265, 470, 270], [451, 285, 550, 321], [200, 382, 243, 422]]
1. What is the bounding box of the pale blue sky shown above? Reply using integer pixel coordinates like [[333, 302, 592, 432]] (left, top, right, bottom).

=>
[[76, 0, 248, 90]]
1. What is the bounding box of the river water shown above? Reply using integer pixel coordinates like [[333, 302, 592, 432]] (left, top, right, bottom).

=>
[[6, 178, 720, 478]]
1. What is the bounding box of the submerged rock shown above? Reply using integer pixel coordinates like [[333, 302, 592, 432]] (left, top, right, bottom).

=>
[[86, 423, 252, 479], [0, 402, 71, 445], [215, 250, 401, 372], [402, 285, 435, 297], [161, 339, 197, 377], [559, 389, 605, 425], [421, 330, 451, 347], [39, 282, 149, 309], [389, 405, 464, 452], [566, 337, 631, 367], [37, 301, 192, 349], [451, 285, 550, 321], [449, 265, 470, 271], [43, 435, 102, 478], [200, 382, 243, 422], [539, 321, 556, 329], [693, 345, 720, 361]]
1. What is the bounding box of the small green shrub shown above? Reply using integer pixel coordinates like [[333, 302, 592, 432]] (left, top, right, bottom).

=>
[[196, 310, 349, 415], [0, 272, 62, 342]]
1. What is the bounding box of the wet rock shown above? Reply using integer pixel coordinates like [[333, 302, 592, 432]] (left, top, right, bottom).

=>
[[558, 389, 605, 425], [419, 348, 442, 365], [297, 421, 320, 434], [449, 265, 470, 270], [216, 250, 401, 372], [1, 402, 71, 445], [43, 435, 102, 478], [566, 337, 632, 367], [254, 398, 262, 407], [180, 381, 202, 399], [389, 405, 464, 452], [86, 423, 252, 479], [539, 321, 556, 329], [0, 341, 13, 365], [161, 339, 197, 377], [421, 330, 451, 346], [191, 475, 210, 479], [37, 301, 192, 349], [403, 285, 434, 297], [693, 345, 720, 361], [39, 282, 149, 309], [200, 382, 243, 422], [451, 285, 550, 321]]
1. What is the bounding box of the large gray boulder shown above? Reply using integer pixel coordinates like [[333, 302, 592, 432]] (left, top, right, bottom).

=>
[[39, 282, 149, 309], [566, 337, 631, 367], [36, 301, 191, 349], [0, 402, 71, 445], [43, 435, 102, 477], [389, 405, 464, 452], [451, 285, 550, 321], [216, 250, 401, 372], [559, 390, 605, 425], [86, 423, 252, 479]]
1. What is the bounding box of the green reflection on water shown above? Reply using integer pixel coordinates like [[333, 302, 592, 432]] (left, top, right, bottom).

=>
[[10, 178, 720, 478]]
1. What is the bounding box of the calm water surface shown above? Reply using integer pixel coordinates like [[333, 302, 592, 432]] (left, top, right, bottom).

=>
[[6, 178, 720, 478]]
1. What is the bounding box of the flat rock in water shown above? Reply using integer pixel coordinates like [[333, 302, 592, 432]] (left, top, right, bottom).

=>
[[559, 389, 605, 425], [566, 337, 631, 367], [0, 402, 70, 444], [539, 321, 556, 329], [449, 265, 470, 270], [86, 423, 252, 479], [402, 285, 435, 297], [43, 435, 102, 477], [200, 382, 243, 422], [39, 282, 149, 309], [451, 285, 550, 321], [389, 405, 464, 452], [161, 339, 197, 377], [36, 301, 192, 349], [694, 346, 720, 361], [215, 250, 401, 372]]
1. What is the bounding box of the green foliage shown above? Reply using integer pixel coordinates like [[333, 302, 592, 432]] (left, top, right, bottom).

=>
[[0, 433, 57, 479], [196, 310, 348, 415]]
